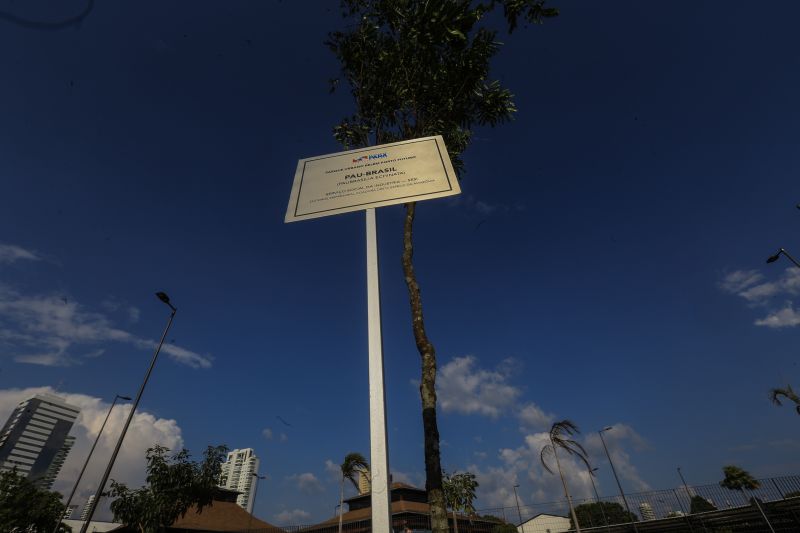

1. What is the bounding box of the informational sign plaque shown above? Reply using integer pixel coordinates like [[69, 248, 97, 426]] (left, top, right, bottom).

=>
[[285, 135, 460, 222]]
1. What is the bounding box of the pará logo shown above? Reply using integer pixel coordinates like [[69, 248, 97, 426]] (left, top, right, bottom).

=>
[[352, 152, 388, 163]]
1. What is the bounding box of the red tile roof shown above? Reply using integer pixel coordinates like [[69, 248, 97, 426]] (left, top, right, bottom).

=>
[[111, 500, 282, 532]]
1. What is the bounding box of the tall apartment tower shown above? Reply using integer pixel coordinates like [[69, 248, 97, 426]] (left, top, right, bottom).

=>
[[81, 495, 96, 521], [356, 466, 371, 495], [218, 448, 260, 513], [0, 394, 80, 489]]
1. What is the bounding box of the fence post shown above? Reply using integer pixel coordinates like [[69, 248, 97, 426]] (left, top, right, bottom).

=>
[[771, 478, 785, 500]]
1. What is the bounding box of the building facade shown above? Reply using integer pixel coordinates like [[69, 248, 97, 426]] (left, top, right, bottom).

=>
[[81, 495, 96, 521], [356, 465, 371, 495], [218, 448, 260, 513], [0, 394, 80, 488]]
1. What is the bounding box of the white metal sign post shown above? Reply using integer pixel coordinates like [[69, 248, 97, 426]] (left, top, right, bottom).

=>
[[286, 136, 460, 533]]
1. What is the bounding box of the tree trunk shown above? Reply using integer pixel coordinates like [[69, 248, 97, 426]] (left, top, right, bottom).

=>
[[452, 510, 459, 533], [551, 439, 581, 533], [402, 201, 448, 533], [338, 476, 345, 533]]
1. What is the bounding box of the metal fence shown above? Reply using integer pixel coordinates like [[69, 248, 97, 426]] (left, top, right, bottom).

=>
[[477, 475, 800, 532], [241, 475, 800, 533]]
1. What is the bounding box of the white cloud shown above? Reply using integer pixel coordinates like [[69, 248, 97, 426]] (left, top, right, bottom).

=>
[[0, 243, 41, 264], [755, 304, 800, 328], [584, 424, 650, 491], [289, 472, 324, 493], [517, 402, 555, 432], [721, 268, 800, 329], [263, 428, 273, 440], [721, 268, 800, 304], [275, 508, 311, 524], [468, 422, 650, 514], [437, 356, 521, 418], [325, 459, 341, 481], [0, 286, 211, 368], [719, 270, 764, 295], [0, 387, 184, 520]]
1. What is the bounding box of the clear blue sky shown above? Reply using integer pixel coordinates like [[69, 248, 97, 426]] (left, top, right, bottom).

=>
[[1, 0, 799, 525]]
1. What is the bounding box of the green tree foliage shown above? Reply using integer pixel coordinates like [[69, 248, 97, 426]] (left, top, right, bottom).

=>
[[540, 420, 590, 532], [689, 495, 717, 514], [108, 444, 228, 533], [719, 465, 760, 492], [491, 522, 519, 533], [770, 384, 800, 415], [0, 468, 70, 532], [338, 452, 369, 533], [327, 3, 557, 532], [443, 471, 479, 533], [572, 501, 636, 528]]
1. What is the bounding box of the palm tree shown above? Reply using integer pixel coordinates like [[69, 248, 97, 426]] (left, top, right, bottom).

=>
[[540, 420, 591, 533], [719, 465, 775, 533], [770, 384, 800, 415], [338, 453, 369, 533]]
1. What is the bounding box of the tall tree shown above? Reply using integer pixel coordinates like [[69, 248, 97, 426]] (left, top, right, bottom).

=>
[[338, 452, 369, 533], [327, 3, 557, 532], [0, 468, 70, 532], [573, 501, 636, 528], [689, 495, 717, 514], [107, 444, 228, 533], [719, 465, 775, 533], [540, 420, 591, 533], [442, 471, 479, 533], [770, 384, 800, 415]]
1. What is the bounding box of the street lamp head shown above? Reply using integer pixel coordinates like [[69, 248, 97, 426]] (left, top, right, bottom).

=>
[[766, 250, 783, 264], [155, 292, 176, 311], [591, 467, 599, 473], [514, 484, 520, 488], [117, 395, 132, 401], [156, 291, 171, 304], [602, 426, 613, 432]]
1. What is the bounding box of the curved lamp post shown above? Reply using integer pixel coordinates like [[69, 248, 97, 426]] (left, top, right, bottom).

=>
[[598, 427, 638, 532], [247, 473, 267, 533], [79, 292, 177, 533], [513, 484, 523, 531], [587, 466, 610, 532], [766, 248, 800, 269], [54, 394, 131, 533]]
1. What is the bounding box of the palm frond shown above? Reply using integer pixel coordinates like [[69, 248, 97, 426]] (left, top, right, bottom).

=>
[[341, 452, 369, 491], [770, 385, 799, 406], [539, 444, 555, 474]]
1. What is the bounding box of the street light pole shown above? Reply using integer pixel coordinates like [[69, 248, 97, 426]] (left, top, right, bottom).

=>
[[79, 292, 177, 533], [677, 467, 692, 509], [512, 484, 523, 532], [598, 427, 638, 533], [54, 394, 131, 533], [588, 467, 610, 533], [766, 248, 800, 269], [247, 473, 266, 533]]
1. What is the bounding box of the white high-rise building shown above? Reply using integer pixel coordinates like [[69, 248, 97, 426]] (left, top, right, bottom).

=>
[[218, 448, 260, 513], [80, 495, 96, 521], [356, 466, 371, 495], [638, 502, 655, 521]]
